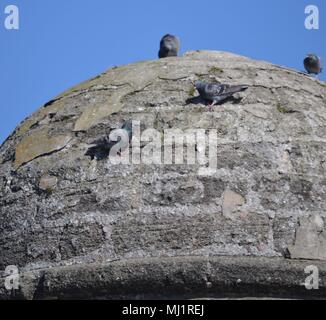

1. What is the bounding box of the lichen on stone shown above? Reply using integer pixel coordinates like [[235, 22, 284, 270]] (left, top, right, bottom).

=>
[[13, 129, 72, 169]]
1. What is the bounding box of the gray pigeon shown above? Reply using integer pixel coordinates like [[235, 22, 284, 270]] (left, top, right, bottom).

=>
[[85, 121, 133, 160], [158, 34, 180, 58], [195, 81, 248, 110], [304, 54, 322, 75]]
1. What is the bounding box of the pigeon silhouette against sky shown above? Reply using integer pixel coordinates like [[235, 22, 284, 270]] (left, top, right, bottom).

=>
[[158, 34, 180, 58], [195, 81, 248, 110], [86, 121, 133, 160], [304, 54, 323, 75]]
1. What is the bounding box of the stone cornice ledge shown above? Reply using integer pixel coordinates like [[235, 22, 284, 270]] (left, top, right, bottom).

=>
[[0, 256, 325, 300]]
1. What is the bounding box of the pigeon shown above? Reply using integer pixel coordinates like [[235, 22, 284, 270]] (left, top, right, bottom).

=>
[[158, 34, 180, 58], [85, 121, 133, 160], [304, 54, 322, 75], [195, 81, 248, 110]]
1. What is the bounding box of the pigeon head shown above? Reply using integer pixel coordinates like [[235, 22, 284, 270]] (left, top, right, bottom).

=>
[[162, 34, 173, 39], [161, 35, 177, 49], [195, 81, 206, 93], [306, 53, 319, 61]]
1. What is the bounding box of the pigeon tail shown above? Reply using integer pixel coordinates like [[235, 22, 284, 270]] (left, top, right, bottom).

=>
[[225, 85, 249, 94]]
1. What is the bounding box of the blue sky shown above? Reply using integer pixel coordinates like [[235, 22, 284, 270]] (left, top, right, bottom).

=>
[[0, 0, 325, 144]]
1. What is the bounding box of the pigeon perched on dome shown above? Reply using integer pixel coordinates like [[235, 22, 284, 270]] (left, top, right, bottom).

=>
[[304, 54, 322, 75], [158, 34, 180, 58], [195, 81, 248, 110]]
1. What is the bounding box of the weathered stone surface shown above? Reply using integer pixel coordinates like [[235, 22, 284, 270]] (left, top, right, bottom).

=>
[[0, 51, 326, 299], [13, 130, 72, 169], [74, 88, 130, 132], [39, 175, 58, 192], [289, 214, 326, 260], [222, 190, 246, 220]]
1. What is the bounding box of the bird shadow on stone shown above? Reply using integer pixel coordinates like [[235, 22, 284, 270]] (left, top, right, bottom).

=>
[[185, 96, 205, 105], [185, 95, 244, 106], [85, 138, 113, 161]]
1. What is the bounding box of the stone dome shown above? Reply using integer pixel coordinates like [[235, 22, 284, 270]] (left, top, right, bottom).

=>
[[0, 51, 325, 299]]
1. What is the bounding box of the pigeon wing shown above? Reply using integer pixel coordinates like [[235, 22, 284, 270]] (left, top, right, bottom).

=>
[[204, 83, 228, 100]]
